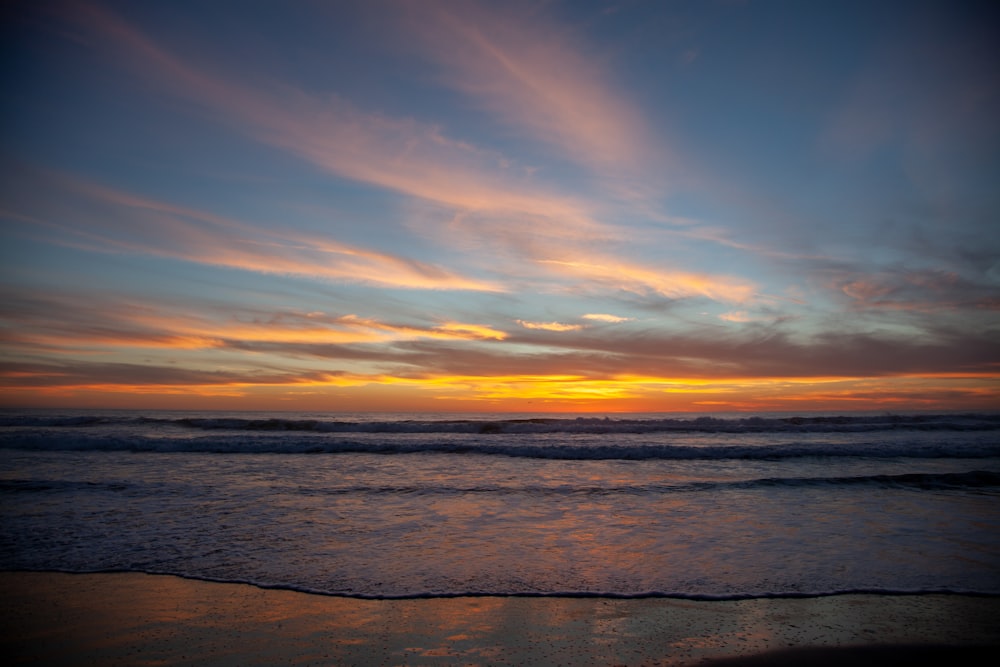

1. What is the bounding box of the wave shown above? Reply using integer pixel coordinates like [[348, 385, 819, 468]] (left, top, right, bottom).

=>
[[3, 412, 1000, 434], [3, 430, 1000, 459], [4, 470, 997, 496]]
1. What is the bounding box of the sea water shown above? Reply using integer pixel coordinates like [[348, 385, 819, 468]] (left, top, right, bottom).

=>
[[1, 409, 998, 599]]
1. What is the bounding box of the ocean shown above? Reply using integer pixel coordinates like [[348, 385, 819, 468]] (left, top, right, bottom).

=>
[[1, 409, 998, 600]]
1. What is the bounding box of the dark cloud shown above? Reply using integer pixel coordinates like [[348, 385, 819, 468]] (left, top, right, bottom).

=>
[[213, 324, 1000, 381], [835, 269, 1000, 312], [3, 281, 997, 392], [0, 359, 335, 389]]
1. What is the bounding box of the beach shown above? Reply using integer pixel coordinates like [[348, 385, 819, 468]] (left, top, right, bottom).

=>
[[3, 572, 997, 665]]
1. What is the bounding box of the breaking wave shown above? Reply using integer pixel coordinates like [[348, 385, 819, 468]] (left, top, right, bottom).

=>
[[2, 431, 999, 460], [3, 412, 999, 433]]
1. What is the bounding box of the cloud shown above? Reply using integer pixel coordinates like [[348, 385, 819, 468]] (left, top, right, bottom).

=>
[[4, 278, 972, 391], [6, 357, 994, 410], [0, 358, 348, 396], [4, 285, 997, 409], [539, 257, 756, 303], [400, 0, 655, 183], [43, 3, 760, 308], [209, 321, 1000, 383], [835, 268, 999, 312], [582, 313, 632, 323], [433, 322, 507, 341], [67, 2, 604, 228], [0, 287, 509, 360], [516, 320, 582, 332], [2, 165, 501, 292]]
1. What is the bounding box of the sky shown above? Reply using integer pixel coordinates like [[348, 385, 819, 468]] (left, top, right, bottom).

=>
[[1, 0, 998, 413]]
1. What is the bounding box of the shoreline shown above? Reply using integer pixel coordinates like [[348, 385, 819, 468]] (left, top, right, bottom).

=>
[[11, 569, 999, 601], [4, 572, 998, 665]]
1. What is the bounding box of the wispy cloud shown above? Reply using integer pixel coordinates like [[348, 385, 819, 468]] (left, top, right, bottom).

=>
[[55, 2, 753, 307], [0, 287, 509, 360], [216, 321, 1000, 382], [3, 166, 500, 292], [539, 257, 756, 303], [0, 359, 345, 397], [400, 0, 656, 185], [582, 313, 633, 323], [68, 2, 603, 229], [24, 279, 989, 388], [4, 283, 997, 410], [516, 320, 582, 332], [835, 268, 999, 312]]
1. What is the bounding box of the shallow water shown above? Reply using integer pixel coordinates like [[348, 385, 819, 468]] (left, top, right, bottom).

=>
[[2, 409, 999, 598]]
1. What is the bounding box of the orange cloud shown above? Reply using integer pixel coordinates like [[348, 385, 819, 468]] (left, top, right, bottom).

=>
[[2, 297, 509, 355], [516, 320, 582, 332], [433, 322, 508, 341], [334, 317, 508, 342]]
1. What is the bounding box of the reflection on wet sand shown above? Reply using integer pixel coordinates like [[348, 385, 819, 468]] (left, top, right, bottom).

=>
[[3, 572, 998, 665]]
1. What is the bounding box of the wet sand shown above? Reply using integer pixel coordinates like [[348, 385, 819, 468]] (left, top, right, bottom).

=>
[[2, 571, 997, 665]]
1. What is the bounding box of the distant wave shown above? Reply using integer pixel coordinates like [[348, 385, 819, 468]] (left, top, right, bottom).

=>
[[3, 431, 999, 460], [4, 470, 997, 496], [3, 412, 999, 433]]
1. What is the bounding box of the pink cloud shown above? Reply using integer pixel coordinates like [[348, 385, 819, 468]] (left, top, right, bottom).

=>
[[540, 256, 756, 304], [399, 0, 667, 195], [0, 287, 510, 361], [582, 313, 632, 323], [70, 2, 603, 229], [58, 3, 755, 307], [10, 167, 500, 292]]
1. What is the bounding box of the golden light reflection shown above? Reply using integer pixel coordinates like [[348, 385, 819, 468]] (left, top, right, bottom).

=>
[[8, 573, 984, 666]]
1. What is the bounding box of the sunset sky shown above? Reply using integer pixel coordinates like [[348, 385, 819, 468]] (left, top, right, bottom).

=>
[[1, 0, 998, 412]]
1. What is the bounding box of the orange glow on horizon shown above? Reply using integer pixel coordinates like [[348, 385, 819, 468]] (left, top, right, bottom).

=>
[[3, 370, 997, 413]]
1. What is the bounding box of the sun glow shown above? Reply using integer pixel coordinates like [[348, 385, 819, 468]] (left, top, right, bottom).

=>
[[6, 369, 994, 413]]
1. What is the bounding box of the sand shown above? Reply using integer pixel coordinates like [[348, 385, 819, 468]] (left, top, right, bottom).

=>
[[2, 572, 997, 665]]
